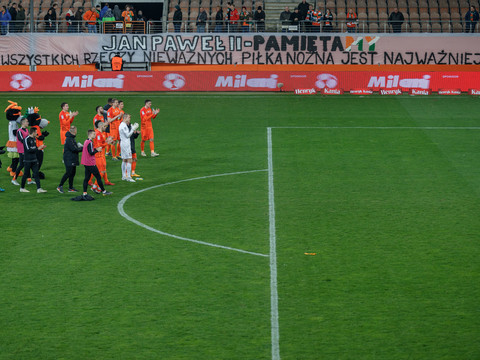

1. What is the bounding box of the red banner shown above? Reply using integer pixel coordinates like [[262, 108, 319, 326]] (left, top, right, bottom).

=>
[[1, 71, 480, 92]]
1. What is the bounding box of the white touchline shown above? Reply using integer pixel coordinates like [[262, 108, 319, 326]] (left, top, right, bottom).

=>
[[117, 169, 269, 258], [268, 128, 281, 360], [271, 126, 480, 130]]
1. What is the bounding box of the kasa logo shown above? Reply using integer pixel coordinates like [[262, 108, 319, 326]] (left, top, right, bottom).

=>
[[10, 74, 33, 91], [62, 75, 125, 89]]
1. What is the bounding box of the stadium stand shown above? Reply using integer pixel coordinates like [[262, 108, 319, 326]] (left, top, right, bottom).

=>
[[7, 0, 479, 32]]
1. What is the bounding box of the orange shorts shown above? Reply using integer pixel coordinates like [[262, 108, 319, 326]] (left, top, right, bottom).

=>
[[60, 129, 69, 145], [95, 154, 106, 172], [109, 127, 119, 141], [141, 126, 154, 141]]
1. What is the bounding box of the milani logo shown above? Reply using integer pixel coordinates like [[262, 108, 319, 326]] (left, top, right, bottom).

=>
[[62, 75, 125, 89], [469, 89, 480, 95], [215, 74, 278, 89], [368, 75, 431, 89]]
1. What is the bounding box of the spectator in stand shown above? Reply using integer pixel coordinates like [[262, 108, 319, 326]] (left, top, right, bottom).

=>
[[122, 5, 134, 22], [346, 8, 357, 33], [305, 4, 314, 32], [44, 9, 56, 33], [297, 0, 310, 23], [290, 7, 300, 32], [8, 3, 16, 33], [196, 7, 207, 32], [100, 3, 109, 20], [0, 6, 12, 35], [240, 6, 251, 32], [226, 3, 239, 32], [173, 5, 182, 32], [65, 7, 75, 32], [214, 6, 223, 32], [113, 4, 122, 21], [102, 7, 116, 33], [83, 6, 99, 33], [16, 4, 25, 32], [135, 9, 146, 33], [388, 7, 404, 33], [122, 4, 134, 32], [465, 6, 479, 33], [280, 6, 291, 32], [323, 8, 333, 32], [309, 5, 322, 32], [253, 5, 265, 32], [74, 7, 84, 32], [49, 3, 58, 32]]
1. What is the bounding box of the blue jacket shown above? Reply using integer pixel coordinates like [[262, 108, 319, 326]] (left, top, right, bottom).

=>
[[0, 10, 12, 26]]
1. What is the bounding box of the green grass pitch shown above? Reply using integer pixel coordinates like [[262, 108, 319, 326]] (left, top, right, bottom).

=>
[[0, 93, 479, 359]]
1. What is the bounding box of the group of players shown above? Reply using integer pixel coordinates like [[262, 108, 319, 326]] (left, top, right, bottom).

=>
[[5, 97, 159, 198]]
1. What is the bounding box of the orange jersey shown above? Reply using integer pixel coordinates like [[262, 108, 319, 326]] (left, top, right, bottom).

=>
[[108, 107, 122, 131], [59, 110, 74, 131], [94, 129, 107, 157], [140, 106, 157, 127], [93, 114, 104, 128]]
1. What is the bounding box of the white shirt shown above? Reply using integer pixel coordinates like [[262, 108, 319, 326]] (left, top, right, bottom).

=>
[[119, 121, 134, 146]]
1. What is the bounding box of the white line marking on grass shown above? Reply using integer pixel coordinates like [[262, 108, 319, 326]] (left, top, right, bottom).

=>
[[117, 169, 269, 258], [271, 126, 480, 130], [267, 128, 281, 360]]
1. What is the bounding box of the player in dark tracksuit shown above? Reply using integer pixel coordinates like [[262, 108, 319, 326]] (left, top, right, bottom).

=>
[[20, 127, 46, 193], [57, 126, 82, 193]]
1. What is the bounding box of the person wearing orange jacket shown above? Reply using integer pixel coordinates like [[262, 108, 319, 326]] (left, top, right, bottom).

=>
[[111, 53, 123, 71], [83, 6, 99, 33], [346, 8, 357, 33], [122, 5, 134, 32]]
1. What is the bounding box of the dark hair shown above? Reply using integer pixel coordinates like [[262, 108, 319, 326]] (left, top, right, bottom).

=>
[[145, 99, 151, 104], [29, 127, 37, 135], [61, 102, 67, 109], [107, 97, 113, 103], [96, 105, 102, 112], [95, 120, 102, 129], [88, 129, 95, 136]]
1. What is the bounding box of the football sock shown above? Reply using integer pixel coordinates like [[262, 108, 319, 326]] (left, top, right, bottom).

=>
[[132, 154, 137, 172], [149, 141, 155, 152], [140, 141, 145, 152], [126, 162, 132, 178]]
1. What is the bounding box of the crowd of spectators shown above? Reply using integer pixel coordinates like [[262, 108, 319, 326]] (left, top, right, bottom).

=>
[[173, 2, 266, 32], [0, 0, 477, 34], [0, 2, 151, 34]]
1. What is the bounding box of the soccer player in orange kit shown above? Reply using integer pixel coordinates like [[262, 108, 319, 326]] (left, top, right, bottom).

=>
[[107, 98, 123, 160], [92, 105, 105, 128], [140, 99, 160, 157], [59, 102, 79, 145], [92, 120, 115, 191]]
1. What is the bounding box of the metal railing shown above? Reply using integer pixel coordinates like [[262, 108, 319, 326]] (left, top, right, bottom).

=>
[[0, 19, 478, 34], [162, 19, 479, 34]]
